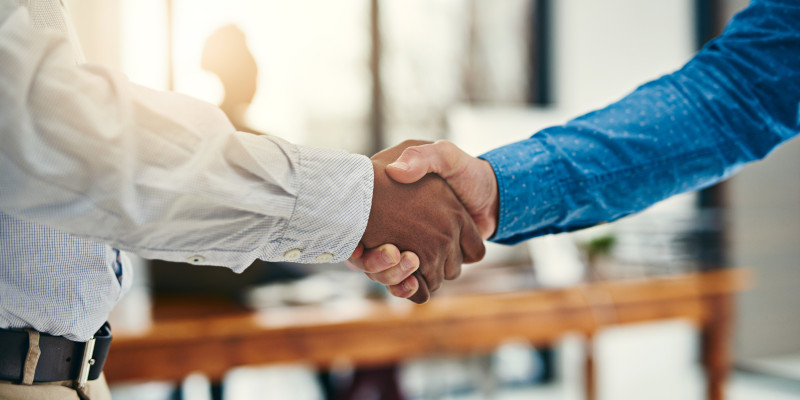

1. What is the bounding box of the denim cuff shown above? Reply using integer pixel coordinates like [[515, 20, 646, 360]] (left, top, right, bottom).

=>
[[479, 138, 564, 245]]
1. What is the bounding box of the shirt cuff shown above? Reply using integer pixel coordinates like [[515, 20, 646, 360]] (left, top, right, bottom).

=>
[[479, 138, 565, 244], [275, 145, 373, 264]]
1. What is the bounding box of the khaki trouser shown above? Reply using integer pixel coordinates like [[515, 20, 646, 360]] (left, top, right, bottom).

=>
[[0, 330, 111, 400], [0, 373, 111, 400]]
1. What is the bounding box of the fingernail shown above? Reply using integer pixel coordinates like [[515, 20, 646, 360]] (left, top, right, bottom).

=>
[[389, 162, 409, 171], [401, 256, 416, 271], [382, 249, 398, 264], [403, 279, 415, 293]]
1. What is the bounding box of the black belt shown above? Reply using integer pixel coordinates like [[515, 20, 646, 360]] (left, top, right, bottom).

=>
[[0, 323, 111, 384]]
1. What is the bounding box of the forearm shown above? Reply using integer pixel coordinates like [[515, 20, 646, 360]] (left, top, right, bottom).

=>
[[0, 7, 373, 270], [480, 0, 800, 244]]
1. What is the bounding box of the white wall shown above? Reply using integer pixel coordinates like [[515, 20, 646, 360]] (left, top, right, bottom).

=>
[[551, 0, 695, 113], [65, 0, 123, 68], [730, 136, 800, 359]]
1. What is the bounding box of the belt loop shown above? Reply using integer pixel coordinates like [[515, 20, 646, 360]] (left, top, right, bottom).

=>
[[21, 330, 41, 385], [74, 383, 92, 400]]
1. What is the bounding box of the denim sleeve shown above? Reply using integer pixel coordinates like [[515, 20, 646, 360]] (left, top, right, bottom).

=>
[[480, 0, 800, 245]]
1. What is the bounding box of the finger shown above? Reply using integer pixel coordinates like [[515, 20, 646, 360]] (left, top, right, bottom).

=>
[[422, 255, 448, 293], [344, 260, 362, 272], [387, 275, 419, 299], [460, 218, 486, 264], [346, 243, 367, 272], [354, 244, 402, 273], [350, 242, 365, 259], [386, 140, 463, 184], [408, 271, 431, 304], [365, 251, 420, 285], [444, 249, 463, 281]]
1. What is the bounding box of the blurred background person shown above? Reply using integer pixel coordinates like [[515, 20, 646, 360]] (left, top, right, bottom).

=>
[[201, 24, 263, 135]]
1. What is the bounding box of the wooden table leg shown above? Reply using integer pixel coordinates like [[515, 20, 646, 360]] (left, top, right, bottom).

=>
[[342, 364, 404, 400], [703, 294, 734, 400], [584, 336, 596, 400]]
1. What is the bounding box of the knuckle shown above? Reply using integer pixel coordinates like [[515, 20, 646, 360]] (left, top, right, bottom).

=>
[[450, 248, 463, 266], [434, 139, 454, 149], [363, 254, 389, 273], [427, 273, 444, 292], [363, 260, 382, 273], [372, 266, 408, 286], [385, 270, 406, 286], [446, 266, 462, 280], [403, 146, 425, 158], [434, 140, 457, 155]]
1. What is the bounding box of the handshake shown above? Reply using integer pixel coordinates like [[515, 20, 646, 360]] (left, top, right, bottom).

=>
[[350, 140, 500, 304]]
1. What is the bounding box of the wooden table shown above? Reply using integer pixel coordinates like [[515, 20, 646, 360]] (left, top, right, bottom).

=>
[[104, 268, 749, 400]]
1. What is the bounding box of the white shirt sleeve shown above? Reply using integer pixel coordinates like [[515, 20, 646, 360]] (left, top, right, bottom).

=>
[[0, 6, 374, 271]]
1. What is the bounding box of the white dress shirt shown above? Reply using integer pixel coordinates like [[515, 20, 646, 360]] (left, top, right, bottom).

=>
[[0, 0, 374, 341]]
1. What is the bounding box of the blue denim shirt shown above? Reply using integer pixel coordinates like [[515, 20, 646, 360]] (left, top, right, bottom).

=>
[[480, 0, 800, 244]]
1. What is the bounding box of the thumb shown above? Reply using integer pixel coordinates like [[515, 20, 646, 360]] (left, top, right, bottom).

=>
[[386, 141, 458, 184]]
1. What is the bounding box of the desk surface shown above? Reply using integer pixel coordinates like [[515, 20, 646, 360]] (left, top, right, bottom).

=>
[[105, 268, 749, 384]]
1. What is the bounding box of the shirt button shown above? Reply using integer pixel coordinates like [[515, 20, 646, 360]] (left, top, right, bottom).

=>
[[315, 252, 334, 263], [284, 249, 303, 261], [187, 255, 205, 264]]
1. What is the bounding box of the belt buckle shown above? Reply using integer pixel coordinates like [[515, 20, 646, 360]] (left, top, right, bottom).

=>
[[76, 336, 96, 389]]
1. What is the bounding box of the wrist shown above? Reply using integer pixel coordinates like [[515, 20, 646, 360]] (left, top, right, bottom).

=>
[[477, 159, 499, 239]]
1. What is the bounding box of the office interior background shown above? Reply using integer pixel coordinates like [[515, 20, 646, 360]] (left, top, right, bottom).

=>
[[63, 0, 800, 399]]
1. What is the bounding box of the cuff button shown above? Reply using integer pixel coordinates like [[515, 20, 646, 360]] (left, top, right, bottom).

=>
[[187, 255, 205, 264], [315, 252, 334, 263], [284, 248, 303, 261]]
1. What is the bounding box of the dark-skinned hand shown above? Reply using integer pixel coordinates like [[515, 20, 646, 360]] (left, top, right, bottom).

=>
[[359, 140, 486, 303]]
